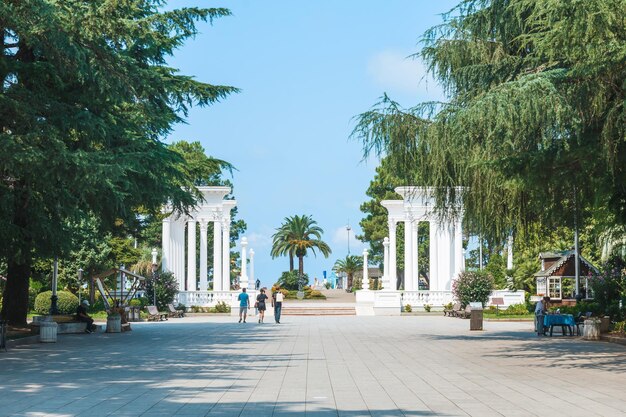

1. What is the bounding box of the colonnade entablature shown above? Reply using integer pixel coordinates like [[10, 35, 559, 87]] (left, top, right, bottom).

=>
[[161, 186, 236, 293], [380, 186, 465, 293]]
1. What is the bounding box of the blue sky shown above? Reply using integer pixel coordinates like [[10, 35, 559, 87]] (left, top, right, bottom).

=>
[[167, 1, 458, 287]]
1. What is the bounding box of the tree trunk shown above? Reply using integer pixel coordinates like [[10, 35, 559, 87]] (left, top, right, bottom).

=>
[[289, 254, 294, 271], [298, 256, 304, 276], [1, 189, 32, 326], [1, 260, 31, 326], [347, 273, 353, 289]]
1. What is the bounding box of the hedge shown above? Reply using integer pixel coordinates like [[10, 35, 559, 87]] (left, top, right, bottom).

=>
[[34, 290, 79, 315]]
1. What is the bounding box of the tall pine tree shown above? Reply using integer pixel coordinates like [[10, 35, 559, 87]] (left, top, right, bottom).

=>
[[0, 1, 237, 325]]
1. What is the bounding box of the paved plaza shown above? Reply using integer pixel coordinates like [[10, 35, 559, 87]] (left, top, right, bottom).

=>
[[1, 316, 625, 417]]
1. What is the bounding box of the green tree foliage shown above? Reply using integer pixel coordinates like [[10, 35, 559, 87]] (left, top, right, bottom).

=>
[[0, 2, 237, 325], [333, 255, 363, 289], [271, 215, 332, 275], [452, 270, 495, 307], [590, 257, 626, 320], [353, 0, 626, 243]]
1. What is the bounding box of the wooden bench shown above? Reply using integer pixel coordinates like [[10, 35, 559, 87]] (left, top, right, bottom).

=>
[[444, 303, 461, 317], [146, 306, 168, 321], [458, 305, 472, 319], [167, 304, 185, 318]]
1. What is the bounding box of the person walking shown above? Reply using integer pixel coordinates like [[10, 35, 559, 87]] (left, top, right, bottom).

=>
[[238, 288, 250, 323], [272, 287, 284, 324], [256, 288, 269, 323]]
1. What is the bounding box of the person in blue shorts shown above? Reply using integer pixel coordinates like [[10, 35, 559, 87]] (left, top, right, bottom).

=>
[[238, 288, 250, 323]]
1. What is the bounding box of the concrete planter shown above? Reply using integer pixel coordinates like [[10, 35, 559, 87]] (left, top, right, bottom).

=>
[[583, 319, 601, 340], [106, 315, 122, 333], [39, 317, 58, 343]]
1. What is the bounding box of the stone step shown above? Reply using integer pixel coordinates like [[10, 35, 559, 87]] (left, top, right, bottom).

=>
[[281, 307, 356, 316]]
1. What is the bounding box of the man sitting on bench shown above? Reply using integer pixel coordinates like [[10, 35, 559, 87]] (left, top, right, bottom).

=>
[[76, 300, 96, 333]]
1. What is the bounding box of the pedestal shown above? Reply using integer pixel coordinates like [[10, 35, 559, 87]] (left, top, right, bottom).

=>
[[583, 319, 601, 340], [355, 290, 375, 316], [373, 291, 402, 316]]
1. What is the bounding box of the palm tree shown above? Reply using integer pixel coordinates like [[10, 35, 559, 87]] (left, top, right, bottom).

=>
[[333, 255, 363, 289], [271, 223, 296, 271], [271, 215, 332, 275]]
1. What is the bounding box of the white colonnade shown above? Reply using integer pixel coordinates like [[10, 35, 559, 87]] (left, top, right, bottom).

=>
[[161, 186, 236, 293], [381, 187, 465, 292]]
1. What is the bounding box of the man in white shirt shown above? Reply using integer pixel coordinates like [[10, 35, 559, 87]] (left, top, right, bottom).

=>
[[272, 288, 284, 324]]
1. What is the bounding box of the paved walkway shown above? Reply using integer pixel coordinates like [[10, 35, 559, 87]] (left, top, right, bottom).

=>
[[1, 316, 625, 417]]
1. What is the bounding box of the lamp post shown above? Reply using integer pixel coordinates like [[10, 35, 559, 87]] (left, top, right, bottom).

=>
[[346, 222, 352, 255], [78, 268, 83, 304], [151, 248, 158, 307], [49, 256, 59, 315]]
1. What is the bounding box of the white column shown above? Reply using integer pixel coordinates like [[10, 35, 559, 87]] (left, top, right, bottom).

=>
[[454, 219, 464, 276], [161, 217, 171, 272], [249, 249, 255, 285], [404, 219, 413, 291], [222, 220, 231, 291], [213, 220, 222, 291], [383, 237, 391, 290], [199, 220, 208, 291], [186, 220, 196, 292], [240, 237, 248, 289], [174, 219, 186, 290], [438, 223, 452, 291], [429, 220, 439, 291], [362, 249, 369, 290], [412, 221, 419, 290], [388, 219, 397, 290]]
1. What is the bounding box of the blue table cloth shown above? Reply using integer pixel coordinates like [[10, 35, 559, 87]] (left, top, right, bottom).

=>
[[544, 314, 575, 327]]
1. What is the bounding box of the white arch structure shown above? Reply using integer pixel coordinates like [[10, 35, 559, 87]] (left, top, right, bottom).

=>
[[162, 186, 239, 305], [381, 186, 465, 292]]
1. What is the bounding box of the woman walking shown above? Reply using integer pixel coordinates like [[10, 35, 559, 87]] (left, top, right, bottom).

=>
[[256, 288, 269, 323]]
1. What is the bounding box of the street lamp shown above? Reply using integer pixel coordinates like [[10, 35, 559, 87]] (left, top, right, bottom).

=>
[[49, 256, 59, 315], [77, 268, 83, 303], [346, 222, 352, 255], [151, 248, 158, 307]]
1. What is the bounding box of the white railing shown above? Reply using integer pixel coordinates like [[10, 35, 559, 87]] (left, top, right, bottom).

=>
[[488, 290, 526, 307], [401, 291, 455, 308], [401, 290, 526, 309], [175, 291, 236, 307]]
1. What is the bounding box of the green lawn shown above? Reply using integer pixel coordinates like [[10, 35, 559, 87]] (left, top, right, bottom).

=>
[[483, 312, 534, 320]]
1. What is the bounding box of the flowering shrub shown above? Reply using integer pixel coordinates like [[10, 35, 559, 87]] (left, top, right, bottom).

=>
[[452, 270, 495, 308]]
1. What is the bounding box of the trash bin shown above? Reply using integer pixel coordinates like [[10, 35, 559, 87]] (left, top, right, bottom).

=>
[[39, 317, 58, 343], [469, 302, 483, 331], [106, 314, 122, 333]]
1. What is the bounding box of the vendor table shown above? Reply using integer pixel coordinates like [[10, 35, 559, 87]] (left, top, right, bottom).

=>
[[544, 314, 576, 336]]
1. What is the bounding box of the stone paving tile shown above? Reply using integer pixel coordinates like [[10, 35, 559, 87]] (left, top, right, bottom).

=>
[[1, 316, 626, 417]]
